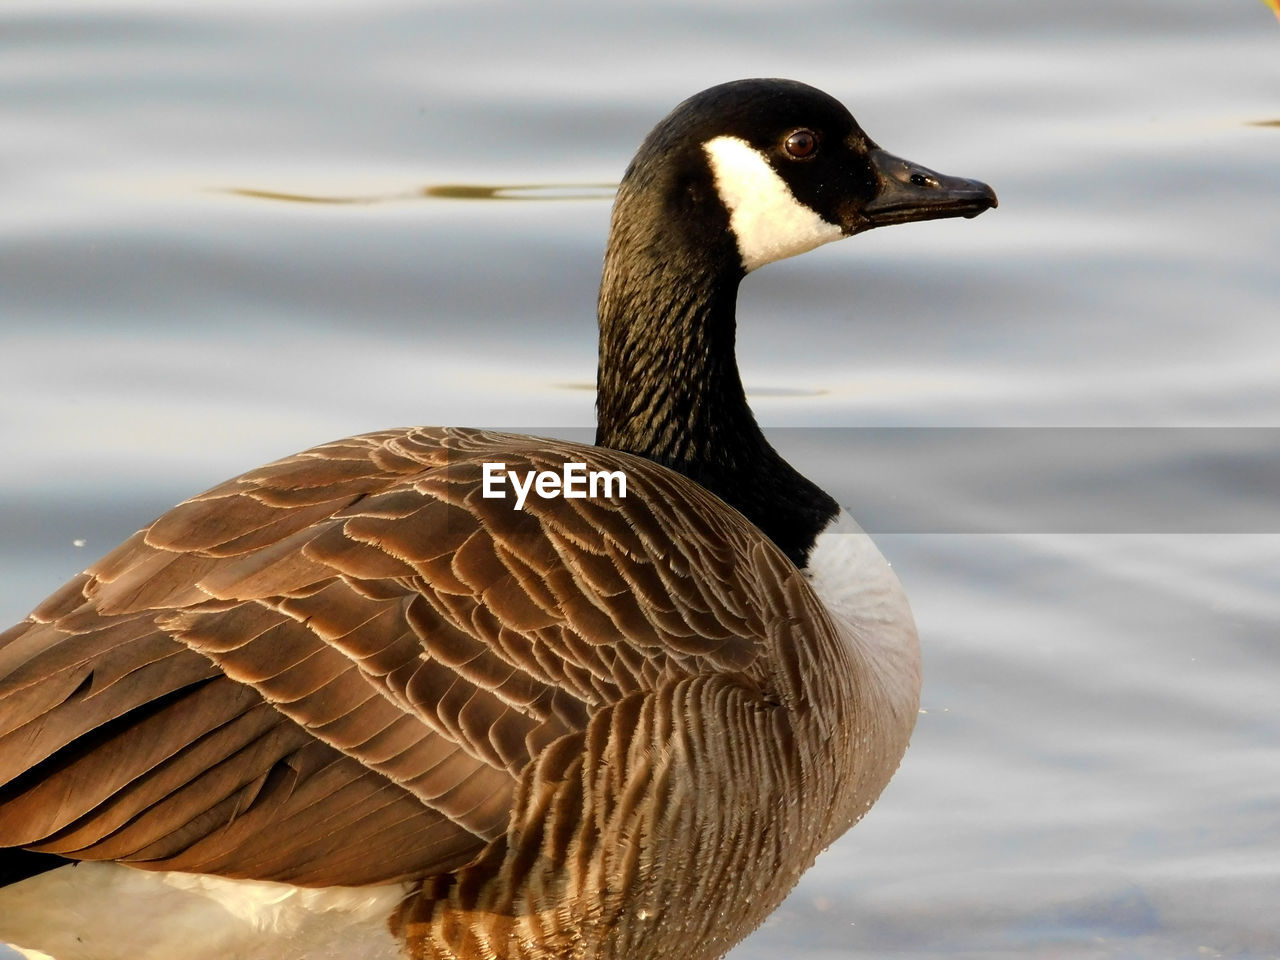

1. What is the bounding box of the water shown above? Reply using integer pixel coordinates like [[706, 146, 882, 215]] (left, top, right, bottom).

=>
[[2, 1, 1278, 956]]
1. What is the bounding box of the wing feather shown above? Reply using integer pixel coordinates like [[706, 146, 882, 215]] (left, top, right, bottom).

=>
[[0, 427, 820, 887]]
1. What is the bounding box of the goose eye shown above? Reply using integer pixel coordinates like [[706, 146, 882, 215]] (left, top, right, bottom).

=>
[[783, 129, 819, 159]]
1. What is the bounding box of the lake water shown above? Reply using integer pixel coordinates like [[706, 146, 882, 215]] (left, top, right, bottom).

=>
[[2, 1, 1278, 957]]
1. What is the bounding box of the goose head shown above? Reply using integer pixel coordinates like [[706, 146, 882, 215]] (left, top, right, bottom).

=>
[[602, 77, 996, 279], [596, 78, 996, 567]]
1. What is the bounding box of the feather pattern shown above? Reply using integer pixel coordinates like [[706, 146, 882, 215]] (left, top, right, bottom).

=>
[[0, 426, 899, 957]]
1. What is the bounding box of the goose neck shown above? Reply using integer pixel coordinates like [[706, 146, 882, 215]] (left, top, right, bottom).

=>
[[595, 254, 758, 467], [594, 242, 837, 568]]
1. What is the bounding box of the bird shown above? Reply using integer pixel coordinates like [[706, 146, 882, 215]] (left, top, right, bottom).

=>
[[0, 78, 996, 960]]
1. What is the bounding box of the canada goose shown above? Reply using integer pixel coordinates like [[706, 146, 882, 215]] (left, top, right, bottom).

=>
[[0, 78, 995, 960]]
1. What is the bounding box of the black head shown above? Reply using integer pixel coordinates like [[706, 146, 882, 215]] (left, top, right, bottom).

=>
[[610, 78, 997, 275]]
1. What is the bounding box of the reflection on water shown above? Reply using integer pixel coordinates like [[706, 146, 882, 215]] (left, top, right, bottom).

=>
[[744, 386, 829, 398], [554, 382, 829, 398], [421, 183, 616, 201], [1, 0, 1278, 958], [223, 182, 617, 205]]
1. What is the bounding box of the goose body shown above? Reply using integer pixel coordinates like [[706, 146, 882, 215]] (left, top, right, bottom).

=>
[[0, 80, 995, 960]]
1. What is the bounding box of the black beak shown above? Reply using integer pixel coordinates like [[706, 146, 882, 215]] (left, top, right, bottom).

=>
[[860, 148, 998, 229]]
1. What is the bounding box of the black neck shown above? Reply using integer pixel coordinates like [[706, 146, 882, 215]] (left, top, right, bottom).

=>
[[593, 179, 837, 567]]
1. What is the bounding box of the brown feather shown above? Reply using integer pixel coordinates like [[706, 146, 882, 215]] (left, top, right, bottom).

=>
[[0, 426, 881, 927]]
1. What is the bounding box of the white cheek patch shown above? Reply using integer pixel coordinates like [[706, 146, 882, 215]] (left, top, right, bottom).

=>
[[703, 135, 844, 272]]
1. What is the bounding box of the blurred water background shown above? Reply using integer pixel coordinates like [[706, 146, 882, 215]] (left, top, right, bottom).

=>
[[2, 1, 1278, 957]]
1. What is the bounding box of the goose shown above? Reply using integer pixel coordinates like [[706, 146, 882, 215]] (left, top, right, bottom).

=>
[[0, 78, 996, 960]]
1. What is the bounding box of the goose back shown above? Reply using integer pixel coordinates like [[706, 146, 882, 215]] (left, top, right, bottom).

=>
[[0, 426, 904, 959]]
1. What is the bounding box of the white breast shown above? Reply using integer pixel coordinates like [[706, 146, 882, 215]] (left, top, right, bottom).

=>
[[805, 510, 922, 720]]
